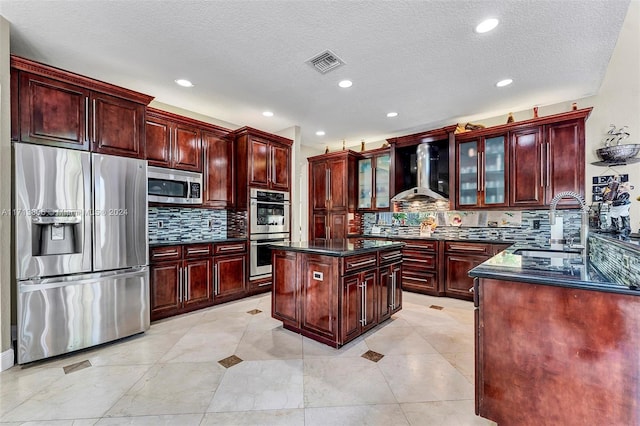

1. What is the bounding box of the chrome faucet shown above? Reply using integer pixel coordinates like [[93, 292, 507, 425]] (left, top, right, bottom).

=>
[[549, 191, 589, 250]]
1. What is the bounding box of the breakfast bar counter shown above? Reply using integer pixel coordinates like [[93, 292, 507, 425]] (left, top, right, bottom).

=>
[[270, 239, 404, 348]]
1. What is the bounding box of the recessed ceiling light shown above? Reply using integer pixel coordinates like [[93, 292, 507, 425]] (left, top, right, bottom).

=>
[[475, 18, 499, 33], [262, 111, 274, 117], [496, 78, 513, 87], [386, 112, 398, 118], [338, 80, 353, 88], [316, 131, 326, 136], [174, 79, 194, 87]]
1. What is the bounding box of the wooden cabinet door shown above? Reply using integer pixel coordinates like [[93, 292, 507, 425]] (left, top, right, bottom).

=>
[[361, 271, 377, 332], [272, 250, 299, 325], [310, 161, 328, 210], [378, 266, 391, 322], [214, 254, 246, 299], [328, 212, 347, 240], [302, 255, 337, 341], [445, 254, 487, 301], [249, 136, 269, 187], [203, 131, 234, 208], [546, 119, 585, 207], [91, 92, 145, 158], [341, 274, 361, 343], [328, 158, 348, 210], [183, 258, 212, 309], [173, 123, 202, 172], [310, 211, 328, 241], [145, 115, 172, 167], [390, 263, 402, 315], [19, 72, 90, 149], [270, 142, 290, 191], [150, 260, 181, 320], [510, 126, 544, 207]]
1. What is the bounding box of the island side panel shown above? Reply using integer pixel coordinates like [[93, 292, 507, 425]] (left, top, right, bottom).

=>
[[272, 249, 299, 327], [477, 278, 640, 426], [301, 254, 340, 344]]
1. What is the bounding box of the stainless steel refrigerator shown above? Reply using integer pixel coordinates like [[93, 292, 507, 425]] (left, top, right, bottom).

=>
[[14, 143, 149, 364]]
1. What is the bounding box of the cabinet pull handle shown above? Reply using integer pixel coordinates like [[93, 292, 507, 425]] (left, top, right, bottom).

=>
[[381, 253, 402, 260], [404, 244, 434, 250], [258, 282, 271, 287], [187, 249, 210, 255], [540, 143, 545, 188], [480, 152, 485, 191], [469, 287, 474, 293], [363, 282, 367, 325], [448, 245, 486, 252], [92, 99, 96, 142], [347, 258, 376, 268], [546, 142, 550, 188], [325, 169, 330, 204], [476, 153, 481, 189], [84, 97, 89, 142], [153, 251, 179, 258], [178, 267, 183, 302], [218, 244, 244, 252], [327, 226, 331, 239], [184, 267, 189, 300], [359, 282, 366, 325], [327, 169, 332, 201], [213, 264, 218, 295]]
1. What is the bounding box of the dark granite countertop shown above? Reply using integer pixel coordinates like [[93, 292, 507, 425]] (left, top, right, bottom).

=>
[[357, 234, 513, 245], [149, 237, 247, 247], [469, 239, 639, 296], [269, 238, 405, 257]]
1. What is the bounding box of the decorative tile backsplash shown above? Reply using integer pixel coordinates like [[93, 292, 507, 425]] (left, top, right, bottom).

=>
[[362, 209, 583, 246], [588, 234, 640, 287], [149, 207, 232, 243]]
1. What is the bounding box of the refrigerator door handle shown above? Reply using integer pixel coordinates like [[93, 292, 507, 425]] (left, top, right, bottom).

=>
[[19, 267, 148, 293]]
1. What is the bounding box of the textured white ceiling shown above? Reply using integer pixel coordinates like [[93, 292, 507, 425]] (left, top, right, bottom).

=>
[[0, 0, 631, 147]]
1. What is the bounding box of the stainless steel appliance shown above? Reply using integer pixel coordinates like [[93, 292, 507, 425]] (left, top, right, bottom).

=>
[[148, 166, 202, 204], [391, 140, 449, 202], [249, 233, 289, 280], [14, 143, 149, 364], [250, 188, 290, 234]]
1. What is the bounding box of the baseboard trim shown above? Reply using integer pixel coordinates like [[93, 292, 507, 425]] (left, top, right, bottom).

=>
[[1, 347, 15, 371]]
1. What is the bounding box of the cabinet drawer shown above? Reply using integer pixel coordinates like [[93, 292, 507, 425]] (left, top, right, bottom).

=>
[[445, 242, 491, 255], [150, 245, 182, 262], [403, 254, 437, 271], [399, 240, 438, 252], [214, 241, 247, 255], [184, 243, 212, 258], [379, 249, 403, 265], [402, 271, 438, 291], [343, 253, 377, 273]]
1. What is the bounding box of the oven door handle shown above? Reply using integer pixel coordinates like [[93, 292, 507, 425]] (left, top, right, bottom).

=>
[[251, 239, 290, 245]]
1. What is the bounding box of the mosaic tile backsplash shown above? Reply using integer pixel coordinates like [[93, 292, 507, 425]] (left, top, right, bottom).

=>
[[362, 209, 583, 246], [148, 207, 245, 243], [588, 234, 640, 288]]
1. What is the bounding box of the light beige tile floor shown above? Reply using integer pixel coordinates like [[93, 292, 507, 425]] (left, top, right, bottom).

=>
[[0, 292, 496, 425]]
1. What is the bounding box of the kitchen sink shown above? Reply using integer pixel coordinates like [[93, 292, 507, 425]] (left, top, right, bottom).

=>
[[513, 249, 583, 259]]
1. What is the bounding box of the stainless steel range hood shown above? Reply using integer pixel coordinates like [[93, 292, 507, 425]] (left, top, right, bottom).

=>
[[391, 143, 448, 202]]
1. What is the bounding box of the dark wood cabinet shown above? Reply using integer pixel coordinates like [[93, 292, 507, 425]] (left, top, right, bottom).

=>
[[203, 130, 235, 208], [213, 242, 247, 301], [234, 127, 292, 195], [150, 241, 248, 321], [145, 108, 203, 172], [357, 148, 391, 211], [510, 126, 545, 207], [12, 55, 152, 157], [545, 118, 586, 207], [308, 151, 360, 241], [272, 245, 403, 348], [444, 242, 508, 301], [400, 239, 442, 296]]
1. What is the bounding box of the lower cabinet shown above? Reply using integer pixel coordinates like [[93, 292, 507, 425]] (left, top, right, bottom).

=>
[[400, 240, 441, 296], [272, 247, 403, 348], [444, 242, 510, 301], [150, 241, 247, 321]]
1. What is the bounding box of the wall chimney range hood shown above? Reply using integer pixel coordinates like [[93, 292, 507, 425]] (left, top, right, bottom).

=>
[[391, 143, 449, 202]]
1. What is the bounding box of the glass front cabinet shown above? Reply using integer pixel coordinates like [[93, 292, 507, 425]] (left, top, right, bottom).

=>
[[358, 149, 390, 210], [456, 133, 508, 209]]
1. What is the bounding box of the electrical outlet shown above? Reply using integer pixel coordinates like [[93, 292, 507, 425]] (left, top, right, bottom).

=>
[[533, 220, 540, 230], [157, 220, 163, 228]]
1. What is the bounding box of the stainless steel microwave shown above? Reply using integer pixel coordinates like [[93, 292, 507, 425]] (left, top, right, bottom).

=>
[[148, 166, 202, 204]]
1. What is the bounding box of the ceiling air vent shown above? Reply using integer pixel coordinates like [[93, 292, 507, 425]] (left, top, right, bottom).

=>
[[306, 50, 345, 74]]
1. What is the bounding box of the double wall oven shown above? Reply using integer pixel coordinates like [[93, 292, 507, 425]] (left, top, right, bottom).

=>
[[249, 188, 290, 280]]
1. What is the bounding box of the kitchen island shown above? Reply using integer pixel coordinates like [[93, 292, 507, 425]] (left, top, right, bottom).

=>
[[270, 239, 404, 347], [469, 233, 640, 425]]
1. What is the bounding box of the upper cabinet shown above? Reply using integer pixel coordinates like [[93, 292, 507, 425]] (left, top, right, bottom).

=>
[[11, 56, 152, 158], [357, 148, 391, 211], [203, 130, 235, 209], [455, 133, 508, 209], [145, 108, 203, 172], [454, 108, 591, 209], [234, 127, 293, 206]]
